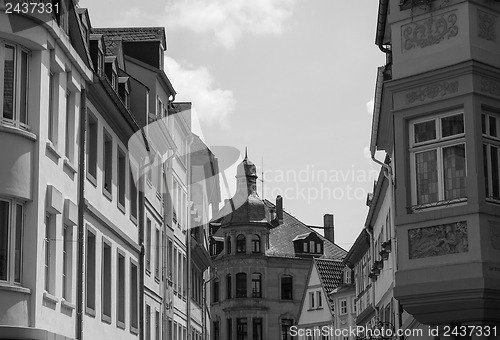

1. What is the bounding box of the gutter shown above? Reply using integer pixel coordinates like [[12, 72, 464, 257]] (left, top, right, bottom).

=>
[[76, 88, 87, 340], [376, 0, 391, 54]]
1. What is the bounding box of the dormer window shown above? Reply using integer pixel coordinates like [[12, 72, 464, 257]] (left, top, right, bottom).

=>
[[293, 232, 324, 256]]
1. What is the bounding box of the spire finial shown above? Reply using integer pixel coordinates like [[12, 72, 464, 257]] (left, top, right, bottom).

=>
[[244, 147, 248, 160]]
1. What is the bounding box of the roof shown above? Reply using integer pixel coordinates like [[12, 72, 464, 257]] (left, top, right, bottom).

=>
[[343, 229, 370, 268], [315, 259, 344, 311], [265, 200, 347, 260], [92, 27, 167, 50]]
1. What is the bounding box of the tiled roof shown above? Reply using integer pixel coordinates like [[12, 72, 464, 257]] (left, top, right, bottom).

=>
[[315, 259, 344, 312], [92, 27, 167, 49], [265, 200, 347, 260]]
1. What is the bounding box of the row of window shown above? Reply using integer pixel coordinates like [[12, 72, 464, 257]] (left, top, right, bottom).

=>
[[86, 112, 139, 220], [166, 238, 188, 299], [213, 318, 294, 340], [85, 227, 139, 331], [164, 318, 203, 340], [226, 234, 261, 255], [145, 217, 161, 280], [213, 274, 293, 302]]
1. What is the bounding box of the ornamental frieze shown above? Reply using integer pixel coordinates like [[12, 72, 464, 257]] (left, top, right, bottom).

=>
[[409, 221, 468, 259], [402, 11, 458, 52], [478, 9, 496, 42], [481, 79, 500, 97], [406, 80, 458, 103]]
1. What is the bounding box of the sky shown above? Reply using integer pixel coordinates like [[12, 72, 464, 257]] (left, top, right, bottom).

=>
[[79, 0, 386, 250]]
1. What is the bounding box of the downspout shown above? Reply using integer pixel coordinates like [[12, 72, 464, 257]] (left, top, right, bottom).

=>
[[376, 0, 391, 54], [186, 134, 194, 340], [76, 88, 87, 340], [203, 276, 216, 340]]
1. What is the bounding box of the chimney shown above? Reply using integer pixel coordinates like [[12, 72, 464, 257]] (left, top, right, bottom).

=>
[[276, 195, 283, 224], [323, 214, 334, 244]]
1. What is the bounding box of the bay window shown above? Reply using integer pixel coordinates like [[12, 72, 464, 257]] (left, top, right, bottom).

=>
[[410, 112, 466, 209], [482, 111, 500, 201], [0, 200, 23, 284], [1, 41, 29, 128]]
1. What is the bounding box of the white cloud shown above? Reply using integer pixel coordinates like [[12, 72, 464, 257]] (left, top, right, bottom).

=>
[[164, 56, 236, 128], [164, 0, 296, 48], [366, 99, 374, 115]]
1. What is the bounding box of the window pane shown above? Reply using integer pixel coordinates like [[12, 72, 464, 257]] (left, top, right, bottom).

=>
[[15, 204, 22, 283], [482, 114, 487, 135], [491, 146, 499, 199], [490, 116, 498, 138], [414, 120, 436, 143], [20, 51, 28, 124], [415, 150, 439, 204], [441, 114, 464, 137], [484, 144, 490, 196], [443, 144, 466, 200], [3, 46, 15, 120], [236, 273, 246, 298], [0, 201, 9, 281]]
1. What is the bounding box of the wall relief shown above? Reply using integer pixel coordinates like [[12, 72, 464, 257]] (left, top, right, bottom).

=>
[[481, 79, 500, 97], [406, 80, 458, 103], [402, 11, 458, 51], [409, 221, 468, 259], [478, 9, 496, 42]]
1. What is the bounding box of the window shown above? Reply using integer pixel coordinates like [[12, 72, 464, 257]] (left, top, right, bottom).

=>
[[226, 235, 232, 255], [236, 272, 246, 298], [87, 113, 98, 181], [173, 247, 178, 291], [155, 228, 160, 279], [117, 251, 125, 327], [309, 292, 315, 309], [167, 239, 173, 281], [213, 278, 220, 302], [130, 165, 138, 220], [340, 299, 347, 315], [117, 148, 126, 209], [252, 235, 260, 253], [226, 274, 232, 299], [131, 261, 138, 330], [86, 229, 96, 313], [315, 243, 322, 253], [146, 218, 151, 273], [1, 41, 29, 128], [0, 201, 23, 284], [483, 112, 500, 200], [182, 255, 187, 296], [281, 275, 293, 300], [281, 319, 293, 340], [253, 318, 262, 340], [213, 321, 220, 340], [410, 113, 466, 207], [251, 273, 262, 298], [102, 241, 112, 320], [103, 130, 113, 196], [146, 304, 151, 340], [48, 72, 58, 144], [344, 270, 352, 284], [44, 212, 56, 294], [236, 234, 246, 253], [155, 310, 160, 340], [65, 90, 75, 162], [317, 291, 322, 308], [352, 297, 357, 314], [227, 319, 232, 340], [62, 225, 72, 300], [303, 242, 308, 252], [236, 318, 247, 340]]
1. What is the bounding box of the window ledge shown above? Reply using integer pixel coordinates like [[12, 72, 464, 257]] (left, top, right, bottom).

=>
[[146, 269, 151, 276], [408, 197, 467, 213], [43, 291, 59, 304], [103, 187, 112, 201], [102, 313, 112, 324], [486, 197, 500, 205], [130, 214, 138, 225], [63, 158, 78, 174], [85, 306, 96, 317], [0, 123, 37, 141], [61, 299, 76, 310], [117, 320, 125, 330], [130, 326, 139, 335], [0, 282, 31, 294], [117, 202, 126, 214], [87, 173, 97, 187], [46, 141, 62, 160], [154, 276, 160, 284]]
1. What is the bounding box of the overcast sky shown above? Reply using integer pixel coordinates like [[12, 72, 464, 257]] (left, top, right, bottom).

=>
[[80, 0, 386, 250]]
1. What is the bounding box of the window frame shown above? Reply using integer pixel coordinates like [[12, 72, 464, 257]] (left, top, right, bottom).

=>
[[0, 199, 24, 285], [482, 111, 500, 202], [236, 234, 246, 253], [281, 275, 293, 300], [409, 111, 467, 209], [251, 273, 262, 298], [340, 299, 348, 315], [0, 41, 30, 130], [236, 272, 247, 298], [251, 234, 261, 253]]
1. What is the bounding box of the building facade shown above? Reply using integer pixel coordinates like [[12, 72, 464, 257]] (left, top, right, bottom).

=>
[[209, 156, 346, 340]]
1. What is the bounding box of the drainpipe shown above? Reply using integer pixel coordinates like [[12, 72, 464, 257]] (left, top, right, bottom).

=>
[[76, 88, 87, 340], [186, 133, 194, 340], [203, 276, 216, 340]]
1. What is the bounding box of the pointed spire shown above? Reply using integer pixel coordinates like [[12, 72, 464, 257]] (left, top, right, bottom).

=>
[[244, 147, 248, 160]]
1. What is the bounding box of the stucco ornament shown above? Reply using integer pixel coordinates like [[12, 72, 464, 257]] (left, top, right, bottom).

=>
[[402, 11, 458, 51], [478, 9, 496, 42], [408, 221, 468, 259], [406, 80, 458, 103]]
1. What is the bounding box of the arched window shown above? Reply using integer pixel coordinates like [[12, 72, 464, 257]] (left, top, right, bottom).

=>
[[226, 274, 232, 299], [226, 235, 231, 255], [236, 273, 247, 298], [252, 235, 261, 253], [212, 278, 219, 303], [236, 234, 246, 253], [251, 273, 262, 298]]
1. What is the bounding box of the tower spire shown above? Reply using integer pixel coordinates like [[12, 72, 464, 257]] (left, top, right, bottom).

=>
[[244, 147, 248, 160]]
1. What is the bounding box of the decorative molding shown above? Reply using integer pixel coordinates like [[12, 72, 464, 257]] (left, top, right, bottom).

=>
[[409, 221, 468, 259], [402, 11, 458, 51], [406, 80, 458, 103], [481, 78, 500, 97], [490, 221, 500, 251], [478, 9, 496, 42]]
